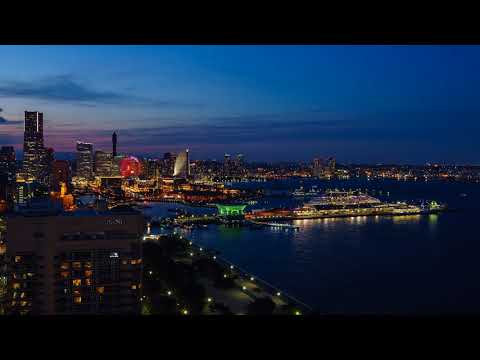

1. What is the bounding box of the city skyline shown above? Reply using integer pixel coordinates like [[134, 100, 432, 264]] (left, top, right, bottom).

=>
[[0, 45, 479, 164]]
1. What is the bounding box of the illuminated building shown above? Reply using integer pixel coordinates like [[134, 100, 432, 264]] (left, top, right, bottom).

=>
[[173, 149, 190, 178], [0, 146, 16, 210], [111, 154, 125, 176], [52, 160, 71, 192], [215, 204, 247, 217], [14, 179, 34, 206], [23, 111, 45, 181], [312, 157, 324, 178], [119, 156, 142, 178], [162, 152, 176, 177], [94, 151, 113, 177], [76, 142, 94, 180], [5, 204, 145, 315], [112, 132, 117, 158]]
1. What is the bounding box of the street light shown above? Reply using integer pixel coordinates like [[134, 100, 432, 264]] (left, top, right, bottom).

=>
[[167, 291, 172, 296], [190, 252, 194, 256], [250, 277, 255, 281], [242, 286, 247, 291], [230, 265, 234, 269], [207, 297, 212, 303], [213, 256, 216, 260], [182, 309, 189, 315], [223, 274, 227, 278], [295, 311, 301, 316], [277, 292, 281, 297], [149, 271, 153, 275]]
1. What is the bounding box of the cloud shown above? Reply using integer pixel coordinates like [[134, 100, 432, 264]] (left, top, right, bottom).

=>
[[0, 75, 204, 109], [0, 116, 22, 125]]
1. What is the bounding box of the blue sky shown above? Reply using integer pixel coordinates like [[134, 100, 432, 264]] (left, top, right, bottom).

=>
[[0, 45, 479, 163]]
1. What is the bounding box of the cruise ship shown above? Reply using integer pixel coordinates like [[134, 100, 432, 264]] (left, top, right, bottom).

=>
[[246, 190, 445, 221]]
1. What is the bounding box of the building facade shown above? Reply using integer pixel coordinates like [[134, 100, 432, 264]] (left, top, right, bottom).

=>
[[23, 111, 45, 181], [5, 206, 145, 315], [76, 142, 94, 180], [94, 151, 113, 177]]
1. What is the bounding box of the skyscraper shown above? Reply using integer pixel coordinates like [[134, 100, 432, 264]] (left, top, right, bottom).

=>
[[0, 146, 16, 211], [173, 149, 190, 178], [312, 158, 324, 178], [23, 111, 44, 180], [76, 142, 94, 180], [94, 151, 113, 177], [112, 132, 117, 158]]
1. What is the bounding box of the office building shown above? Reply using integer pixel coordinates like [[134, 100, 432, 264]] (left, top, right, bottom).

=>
[[173, 149, 190, 178], [162, 153, 176, 177], [23, 111, 44, 180], [0, 147, 16, 211], [312, 157, 324, 178], [112, 132, 117, 158], [52, 160, 71, 192], [5, 203, 145, 315], [94, 151, 113, 177], [76, 142, 93, 180]]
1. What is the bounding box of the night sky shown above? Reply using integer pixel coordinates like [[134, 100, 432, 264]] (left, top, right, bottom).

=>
[[0, 45, 479, 164]]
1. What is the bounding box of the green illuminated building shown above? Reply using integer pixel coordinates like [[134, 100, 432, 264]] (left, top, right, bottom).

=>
[[215, 204, 247, 217]]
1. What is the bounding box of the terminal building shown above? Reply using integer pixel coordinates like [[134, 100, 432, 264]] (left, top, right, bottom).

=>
[[5, 202, 145, 315]]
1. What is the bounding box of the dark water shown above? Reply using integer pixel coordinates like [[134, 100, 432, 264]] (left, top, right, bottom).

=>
[[146, 178, 480, 314]]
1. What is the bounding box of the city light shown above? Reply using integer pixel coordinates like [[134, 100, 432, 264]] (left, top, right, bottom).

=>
[[167, 291, 172, 296], [277, 292, 281, 296], [207, 297, 212, 303], [242, 286, 247, 290], [250, 277, 255, 281]]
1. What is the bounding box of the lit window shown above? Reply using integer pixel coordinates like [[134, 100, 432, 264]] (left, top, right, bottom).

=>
[[13, 283, 20, 289], [131, 285, 137, 290], [72, 279, 81, 287], [20, 301, 27, 307], [138, 283, 142, 289], [60, 271, 69, 279], [85, 270, 93, 277], [27, 273, 34, 278], [130, 260, 137, 265], [74, 296, 82, 304], [60, 262, 70, 270], [15, 256, 21, 263], [96, 286, 104, 294], [73, 289, 81, 296], [20, 292, 25, 299], [84, 262, 92, 269], [137, 259, 142, 264], [72, 262, 82, 270], [85, 278, 92, 286]]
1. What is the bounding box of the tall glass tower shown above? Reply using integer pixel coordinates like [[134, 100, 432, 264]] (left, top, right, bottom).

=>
[[76, 142, 94, 179]]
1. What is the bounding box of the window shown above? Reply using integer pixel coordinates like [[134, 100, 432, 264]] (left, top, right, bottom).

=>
[[74, 296, 82, 304], [96, 286, 104, 294], [13, 283, 20, 289], [85, 270, 93, 277], [85, 278, 92, 286], [60, 271, 69, 279], [72, 279, 81, 287], [72, 262, 82, 270], [130, 260, 137, 265], [131, 285, 137, 290], [15, 256, 21, 263], [60, 262, 70, 270]]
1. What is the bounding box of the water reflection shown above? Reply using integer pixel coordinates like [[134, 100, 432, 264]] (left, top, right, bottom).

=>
[[392, 215, 421, 224]]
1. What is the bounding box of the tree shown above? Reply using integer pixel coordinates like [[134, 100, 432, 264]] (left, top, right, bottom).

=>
[[247, 297, 276, 315]]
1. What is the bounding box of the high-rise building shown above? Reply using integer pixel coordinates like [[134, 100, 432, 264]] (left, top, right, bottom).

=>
[[52, 160, 71, 192], [5, 204, 145, 315], [327, 157, 336, 175], [0, 146, 16, 210], [112, 132, 117, 158], [94, 151, 113, 177], [173, 149, 190, 178], [312, 157, 324, 178], [23, 111, 44, 180], [76, 142, 94, 180], [39, 147, 55, 186], [162, 153, 176, 177]]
